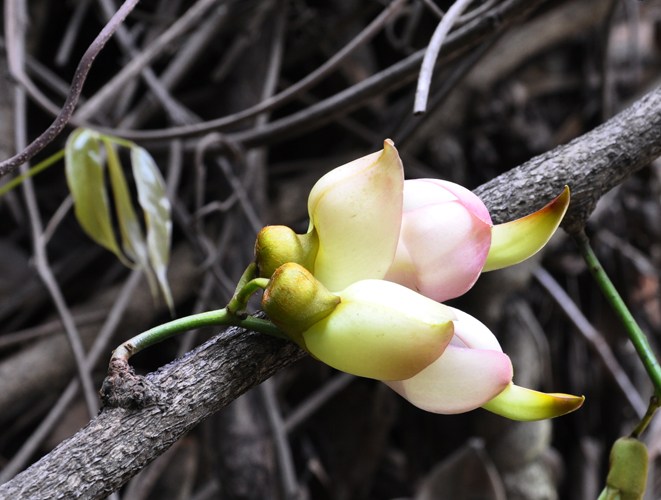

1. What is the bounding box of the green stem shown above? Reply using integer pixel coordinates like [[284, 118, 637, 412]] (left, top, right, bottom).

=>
[[98, 132, 136, 150], [235, 278, 269, 305], [631, 396, 660, 438], [575, 231, 661, 396], [111, 307, 288, 363], [0, 149, 65, 198], [226, 262, 272, 315]]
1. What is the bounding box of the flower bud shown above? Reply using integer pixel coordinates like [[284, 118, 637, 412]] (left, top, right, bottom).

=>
[[603, 437, 648, 500], [255, 225, 319, 278], [385, 179, 492, 302], [262, 263, 340, 347]]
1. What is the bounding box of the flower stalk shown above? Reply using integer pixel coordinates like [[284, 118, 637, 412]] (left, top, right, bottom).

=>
[[574, 230, 661, 398], [111, 263, 287, 364]]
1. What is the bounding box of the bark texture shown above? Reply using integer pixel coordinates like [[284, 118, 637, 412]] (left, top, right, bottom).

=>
[[2, 79, 661, 500], [0, 328, 304, 500]]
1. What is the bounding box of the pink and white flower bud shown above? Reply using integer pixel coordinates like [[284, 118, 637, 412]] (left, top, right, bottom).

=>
[[385, 179, 493, 302]]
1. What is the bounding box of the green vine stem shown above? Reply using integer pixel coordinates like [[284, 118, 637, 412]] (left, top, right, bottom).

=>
[[110, 307, 288, 363], [0, 149, 65, 198], [574, 230, 661, 398], [111, 262, 285, 364], [631, 396, 660, 438]]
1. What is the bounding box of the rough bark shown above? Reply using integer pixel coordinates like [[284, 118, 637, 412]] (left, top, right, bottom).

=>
[[2, 77, 661, 500], [0, 327, 304, 500]]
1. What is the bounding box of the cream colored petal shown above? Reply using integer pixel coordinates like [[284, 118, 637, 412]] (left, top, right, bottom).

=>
[[483, 187, 570, 272], [303, 280, 455, 380], [308, 140, 404, 292]]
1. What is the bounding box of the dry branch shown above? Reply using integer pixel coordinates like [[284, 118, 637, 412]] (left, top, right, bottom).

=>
[[2, 80, 661, 499]]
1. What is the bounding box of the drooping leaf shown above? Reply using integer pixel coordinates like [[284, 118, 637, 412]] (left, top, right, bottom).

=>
[[103, 139, 158, 295], [65, 129, 130, 266], [130, 145, 174, 313]]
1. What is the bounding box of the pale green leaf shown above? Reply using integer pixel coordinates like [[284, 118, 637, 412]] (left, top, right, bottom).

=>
[[130, 145, 174, 313], [103, 139, 159, 295], [65, 129, 129, 266]]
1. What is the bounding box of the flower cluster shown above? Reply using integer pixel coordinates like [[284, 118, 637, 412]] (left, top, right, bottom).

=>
[[255, 139, 583, 421]]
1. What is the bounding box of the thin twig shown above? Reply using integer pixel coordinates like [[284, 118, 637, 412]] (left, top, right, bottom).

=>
[[0, 0, 140, 178], [40, 194, 74, 247], [0, 310, 107, 351], [55, 0, 93, 67], [0, 270, 144, 484], [73, 0, 223, 122], [533, 266, 646, 418], [414, 0, 476, 114], [284, 373, 355, 432], [260, 379, 299, 500], [94, 0, 415, 140]]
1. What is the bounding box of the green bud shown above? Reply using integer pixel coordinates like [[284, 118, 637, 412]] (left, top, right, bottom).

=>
[[254, 226, 319, 278], [605, 437, 648, 500], [262, 263, 340, 348]]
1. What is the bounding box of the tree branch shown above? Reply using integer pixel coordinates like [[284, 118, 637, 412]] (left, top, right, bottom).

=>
[[474, 85, 661, 234], [0, 327, 305, 499]]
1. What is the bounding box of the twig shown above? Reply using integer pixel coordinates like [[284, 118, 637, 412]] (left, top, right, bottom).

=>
[[0, 0, 140, 178], [0, 310, 107, 351], [0, 269, 144, 484], [414, 0, 476, 114], [9, 2, 99, 417], [40, 195, 74, 247], [73, 0, 228, 122], [533, 266, 647, 418], [283, 373, 355, 432], [573, 231, 661, 398], [55, 0, 93, 67], [260, 379, 299, 499]]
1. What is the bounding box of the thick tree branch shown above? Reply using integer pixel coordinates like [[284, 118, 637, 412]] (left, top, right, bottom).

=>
[[2, 81, 661, 500], [0, 327, 305, 499]]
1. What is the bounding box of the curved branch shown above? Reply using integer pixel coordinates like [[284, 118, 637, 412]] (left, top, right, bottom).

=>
[[0, 0, 140, 178]]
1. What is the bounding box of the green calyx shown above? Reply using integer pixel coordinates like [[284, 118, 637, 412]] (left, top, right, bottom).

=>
[[261, 262, 340, 348], [604, 437, 648, 500], [254, 225, 319, 278]]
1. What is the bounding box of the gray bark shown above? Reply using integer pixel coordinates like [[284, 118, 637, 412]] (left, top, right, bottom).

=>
[[2, 80, 661, 500]]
